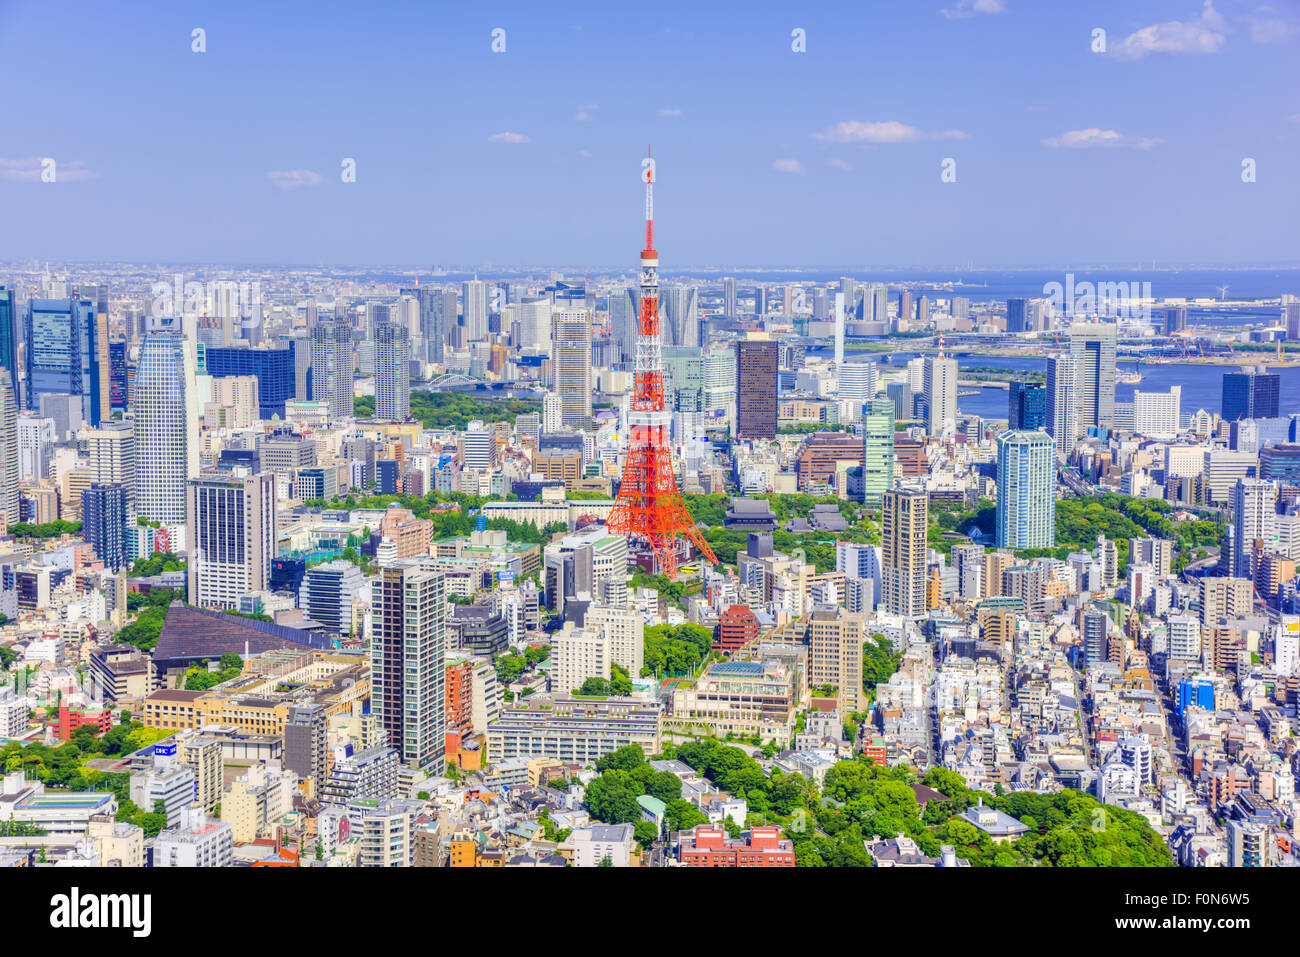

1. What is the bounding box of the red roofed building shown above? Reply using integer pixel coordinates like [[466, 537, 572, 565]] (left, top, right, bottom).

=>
[[678, 825, 794, 867], [714, 605, 760, 654]]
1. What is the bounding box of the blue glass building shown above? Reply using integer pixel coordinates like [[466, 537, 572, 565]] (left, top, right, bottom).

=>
[[204, 343, 297, 419], [0, 286, 16, 402], [23, 298, 103, 421], [1008, 380, 1046, 430]]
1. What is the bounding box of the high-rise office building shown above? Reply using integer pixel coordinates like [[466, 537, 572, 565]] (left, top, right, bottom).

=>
[[204, 344, 297, 420], [371, 564, 447, 771], [608, 289, 637, 364], [837, 363, 877, 406], [1008, 381, 1046, 430], [897, 290, 914, 331], [869, 284, 889, 325], [0, 370, 16, 528], [883, 485, 927, 618], [554, 312, 593, 431], [187, 470, 276, 610], [723, 277, 737, 319], [0, 288, 16, 406], [1285, 299, 1300, 342], [24, 297, 105, 422], [1068, 324, 1117, 432], [373, 316, 410, 422], [134, 332, 197, 527], [309, 318, 354, 420], [1131, 387, 1181, 439], [1163, 305, 1187, 336], [735, 338, 778, 440], [1006, 298, 1029, 333], [299, 559, 366, 636], [995, 430, 1056, 549], [399, 285, 446, 364], [860, 399, 895, 506], [661, 286, 700, 349], [1221, 369, 1280, 422], [461, 280, 488, 342], [82, 483, 130, 572], [753, 286, 767, 317], [83, 421, 134, 488], [108, 340, 129, 410], [1045, 354, 1079, 449], [923, 354, 957, 437]]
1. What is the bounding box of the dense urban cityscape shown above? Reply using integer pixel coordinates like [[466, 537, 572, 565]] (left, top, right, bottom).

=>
[[2, 7, 1297, 930]]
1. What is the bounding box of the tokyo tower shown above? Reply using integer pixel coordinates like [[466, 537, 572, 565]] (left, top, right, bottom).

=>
[[606, 147, 718, 578]]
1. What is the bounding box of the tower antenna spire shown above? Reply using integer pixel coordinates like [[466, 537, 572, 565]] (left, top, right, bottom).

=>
[[607, 146, 718, 578]]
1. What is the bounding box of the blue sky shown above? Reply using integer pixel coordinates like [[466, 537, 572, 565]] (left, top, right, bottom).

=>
[[1, 0, 1297, 267]]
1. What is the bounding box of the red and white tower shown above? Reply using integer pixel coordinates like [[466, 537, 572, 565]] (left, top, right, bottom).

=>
[[606, 147, 718, 578]]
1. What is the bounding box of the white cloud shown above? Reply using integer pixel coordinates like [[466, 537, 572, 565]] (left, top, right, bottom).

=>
[[1246, 12, 1300, 44], [267, 169, 323, 189], [1109, 0, 1228, 59], [0, 157, 99, 182], [941, 0, 1005, 20], [827, 158, 853, 171], [1041, 128, 1163, 150], [488, 131, 531, 144], [574, 112, 594, 122], [658, 108, 683, 118], [772, 159, 805, 174], [578, 149, 593, 158], [811, 120, 969, 144]]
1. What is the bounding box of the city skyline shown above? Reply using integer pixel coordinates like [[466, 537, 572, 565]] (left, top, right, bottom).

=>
[[1, 1, 1297, 267]]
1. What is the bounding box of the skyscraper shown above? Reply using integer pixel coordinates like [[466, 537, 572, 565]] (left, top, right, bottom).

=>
[[309, 318, 354, 420], [1231, 478, 1278, 578], [661, 286, 700, 349], [85, 421, 136, 506], [204, 344, 297, 420], [461, 280, 488, 342], [923, 354, 957, 437], [0, 369, 16, 528], [1068, 324, 1117, 432], [883, 485, 927, 618], [1006, 298, 1029, 333], [399, 285, 446, 364], [373, 316, 410, 422], [108, 340, 129, 410], [1008, 380, 1046, 430], [82, 483, 129, 572], [134, 332, 197, 527], [897, 290, 914, 331], [554, 312, 593, 430], [870, 284, 889, 326], [860, 399, 895, 506], [995, 430, 1056, 549], [735, 337, 778, 440], [1285, 298, 1300, 341], [1163, 305, 1187, 336], [1221, 369, 1280, 422], [187, 470, 276, 610], [371, 563, 447, 771], [0, 287, 16, 406], [23, 297, 105, 422], [723, 277, 737, 319], [1045, 354, 1079, 450]]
